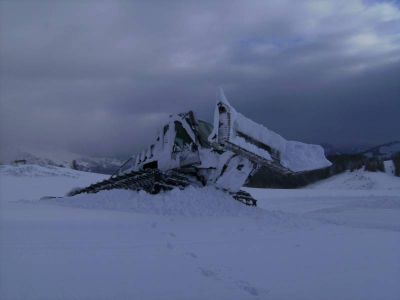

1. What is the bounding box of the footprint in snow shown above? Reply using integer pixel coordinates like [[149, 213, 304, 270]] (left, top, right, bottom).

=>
[[199, 268, 219, 280], [150, 222, 158, 229], [237, 281, 260, 296], [162, 231, 176, 238], [185, 252, 198, 259], [166, 242, 174, 250]]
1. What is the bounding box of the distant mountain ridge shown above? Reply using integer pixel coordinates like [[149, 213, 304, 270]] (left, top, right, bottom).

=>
[[3, 141, 399, 178], [320, 143, 367, 156], [72, 156, 126, 175], [321, 141, 400, 158], [360, 141, 400, 160], [3, 150, 125, 175]]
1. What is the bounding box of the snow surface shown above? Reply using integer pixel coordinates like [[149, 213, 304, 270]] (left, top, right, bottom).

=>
[[307, 169, 400, 190], [1, 165, 400, 300], [384, 160, 396, 176], [0, 148, 124, 174]]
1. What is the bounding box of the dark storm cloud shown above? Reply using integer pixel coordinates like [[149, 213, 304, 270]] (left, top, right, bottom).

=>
[[1, 0, 399, 158]]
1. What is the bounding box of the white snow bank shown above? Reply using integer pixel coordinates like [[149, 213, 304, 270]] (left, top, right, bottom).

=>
[[42, 187, 261, 217], [0, 164, 108, 202], [308, 169, 400, 190], [0, 164, 83, 177], [384, 160, 396, 175], [2, 164, 400, 300], [247, 187, 400, 231], [282, 141, 330, 172]]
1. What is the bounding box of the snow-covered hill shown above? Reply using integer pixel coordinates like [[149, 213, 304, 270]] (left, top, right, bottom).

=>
[[321, 141, 400, 158], [0, 164, 108, 201], [1, 165, 399, 300], [308, 169, 400, 190], [362, 141, 400, 160], [1, 148, 125, 174], [247, 170, 400, 233]]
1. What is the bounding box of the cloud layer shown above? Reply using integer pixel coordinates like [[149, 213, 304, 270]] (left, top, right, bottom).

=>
[[1, 0, 399, 157]]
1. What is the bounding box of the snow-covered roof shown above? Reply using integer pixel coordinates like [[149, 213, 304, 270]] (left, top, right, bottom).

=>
[[211, 91, 332, 172]]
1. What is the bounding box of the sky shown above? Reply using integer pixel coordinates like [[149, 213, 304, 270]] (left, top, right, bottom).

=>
[[1, 0, 399, 158]]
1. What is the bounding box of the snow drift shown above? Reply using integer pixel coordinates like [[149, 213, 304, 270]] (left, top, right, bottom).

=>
[[43, 187, 261, 217], [1, 164, 400, 300]]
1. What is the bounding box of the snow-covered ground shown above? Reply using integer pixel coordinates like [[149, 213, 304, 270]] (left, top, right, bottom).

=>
[[0, 165, 399, 300]]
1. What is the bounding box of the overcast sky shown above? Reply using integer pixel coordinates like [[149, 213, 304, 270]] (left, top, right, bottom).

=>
[[1, 0, 399, 158]]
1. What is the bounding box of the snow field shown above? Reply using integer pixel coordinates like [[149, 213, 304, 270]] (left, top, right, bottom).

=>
[[1, 165, 399, 300]]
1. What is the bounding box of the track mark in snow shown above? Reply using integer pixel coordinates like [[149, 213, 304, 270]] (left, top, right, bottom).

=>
[[166, 242, 174, 250], [184, 252, 198, 259], [197, 263, 267, 297], [237, 280, 269, 297], [199, 268, 220, 280], [150, 222, 158, 229]]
